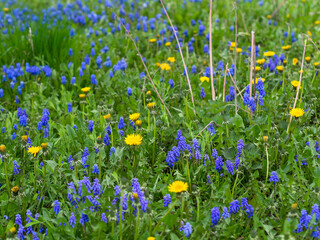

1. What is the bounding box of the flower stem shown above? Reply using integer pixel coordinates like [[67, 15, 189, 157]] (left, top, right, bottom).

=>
[[282, 71, 285, 91], [99, 149, 101, 180], [82, 103, 85, 120], [186, 158, 191, 194], [31, 96, 34, 117], [231, 171, 239, 199], [152, 116, 156, 166], [148, 109, 150, 132], [196, 195, 200, 222], [226, 123, 229, 138], [134, 208, 140, 240], [265, 145, 269, 182], [75, 163, 78, 180], [4, 158, 11, 197], [34, 158, 38, 195], [132, 152, 136, 169], [119, 191, 124, 240], [111, 126, 114, 146], [180, 194, 184, 219], [311, 72, 316, 84], [152, 199, 177, 235]]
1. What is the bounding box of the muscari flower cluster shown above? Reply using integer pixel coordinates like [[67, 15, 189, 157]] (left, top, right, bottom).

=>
[[211, 198, 254, 228], [270, 171, 279, 185], [81, 147, 89, 168], [243, 78, 265, 113], [15, 210, 41, 239], [165, 129, 216, 167], [295, 204, 320, 238], [37, 108, 50, 138], [131, 178, 149, 213], [180, 221, 193, 238], [215, 139, 244, 176], [67, 177, 104, 228]]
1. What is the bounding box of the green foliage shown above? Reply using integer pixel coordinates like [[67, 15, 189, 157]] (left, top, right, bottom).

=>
[[0, 0, 320, 239]]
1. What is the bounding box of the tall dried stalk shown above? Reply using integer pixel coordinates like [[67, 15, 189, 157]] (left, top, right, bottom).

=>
[[234, 1, 238, 114], [209, 0, 216, 101], [223, 63, 228, 102], [227, 69, 244, 101], [249, 31, 255, 97], [112, 11, 172, 118], [159, 0, 195, 112], [270, 0, 287, 19], [287, 39, 307, 133]]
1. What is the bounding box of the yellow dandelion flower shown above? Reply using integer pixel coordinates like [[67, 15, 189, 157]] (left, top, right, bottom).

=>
[[167, 57, 175, 63], [149, 39, 157, 43], [146, 90, 151, 96], [282, 45, 291, 51], [203, 60, 207, 65], [283, 60, 288, 65], [148, 237, 156, 240], [129, 113, 140, 121], [315, 20, 320, 25], [133, 192, 139, 199], [256, 59, 265, 65], [229, 47, 234, 51], [298, 70, 303, 74], [264, 51, 275, 57], [125, 133, 143, 146], [236, 48, 242, 53], [21, 135, 28, 141], [267, 15, 271, 19], [165, 42, 171, 46], [263, 136, 268, 142], [11, 186, 19, 193], [307, 31, 312, 37], [103, 114, 111, 120], [276, 66, 284, 72], [314, 62, 319, 67], [3, 8, 9, 12], [305, 56, 311, 62], [0, 145, 5, 152], [79, 94, 86, 99], [292, 203, 298, 209], [293, 58, 298, 66], [156, 62, 161, 67], [147, 102, 155, 109], [41, 143, 47, 149], [135, 120, 142, 126], [252, 77, 265, 84], [97, 135, 101, 141], [290, 108, 304, 118], [27, 146, 42, 157], [291, 80, 300, 88], [229, 42, 236, 48], [159, 63, 171, 71], [10, 227, 16, 234], [168, 181, 188, 193], [81, 87, 90, 93], [253, 66, 261, 71], [200, 76, 209, 83]]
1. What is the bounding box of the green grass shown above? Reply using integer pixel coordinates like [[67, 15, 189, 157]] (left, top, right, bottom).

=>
[[0, 0, 320, 239]]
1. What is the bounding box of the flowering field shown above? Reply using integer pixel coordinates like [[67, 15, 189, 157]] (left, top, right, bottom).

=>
[[0, 0, 320, 239]]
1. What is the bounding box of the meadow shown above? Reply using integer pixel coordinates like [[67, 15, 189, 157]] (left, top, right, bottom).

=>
[[0, 0, 320, 239]]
